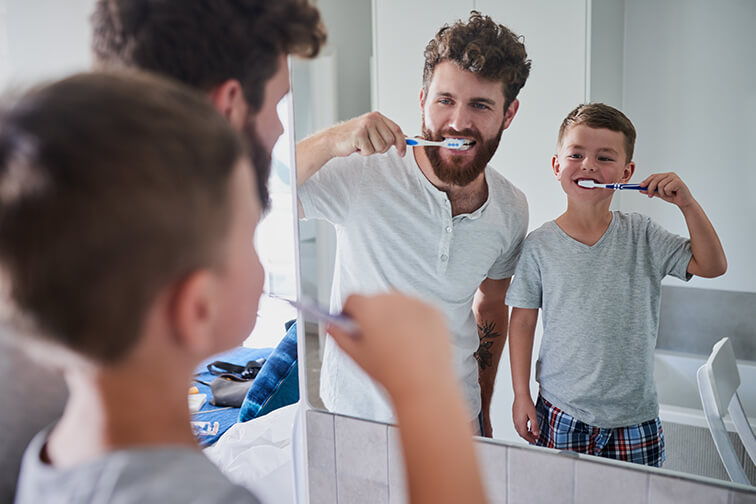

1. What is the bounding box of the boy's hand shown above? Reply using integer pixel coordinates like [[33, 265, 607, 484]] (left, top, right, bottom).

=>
[[640, 172, 695, 208], [512, 395, 539, 444]]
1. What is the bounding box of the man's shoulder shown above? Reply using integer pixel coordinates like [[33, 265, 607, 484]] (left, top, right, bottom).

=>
[[485, 167, 527, 209]]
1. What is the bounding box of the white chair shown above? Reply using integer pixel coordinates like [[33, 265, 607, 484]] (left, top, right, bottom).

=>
[[697, 337, 756, 485]]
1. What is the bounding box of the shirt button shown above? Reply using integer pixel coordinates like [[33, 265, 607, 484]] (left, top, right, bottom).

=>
[[445, 226, 452, 233], [441, 254, 448, 262]]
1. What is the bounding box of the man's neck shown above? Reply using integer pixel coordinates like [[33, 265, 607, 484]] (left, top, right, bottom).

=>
[[46, 357, 197, 468], [413, 146, 488, 216]]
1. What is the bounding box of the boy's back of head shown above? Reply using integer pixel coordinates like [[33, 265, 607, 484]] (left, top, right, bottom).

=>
[[0, 71, 243, 363], [558, 103, 636, 163]]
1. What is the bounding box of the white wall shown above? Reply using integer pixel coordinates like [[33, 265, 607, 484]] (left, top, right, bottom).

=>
[[620, 0, 756, 294], [1, 0, 95, 89]]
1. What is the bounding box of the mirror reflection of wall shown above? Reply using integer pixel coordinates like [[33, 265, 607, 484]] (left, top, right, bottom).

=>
[[295, 0, 756, 486]]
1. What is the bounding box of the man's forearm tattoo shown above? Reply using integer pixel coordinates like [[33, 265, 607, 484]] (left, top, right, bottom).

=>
[[474, 320, 501, 371]]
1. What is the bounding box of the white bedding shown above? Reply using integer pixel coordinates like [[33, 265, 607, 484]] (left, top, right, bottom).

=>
[[204, 403, 298, 504]]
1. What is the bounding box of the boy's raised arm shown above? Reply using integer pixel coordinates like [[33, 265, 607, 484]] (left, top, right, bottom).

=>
[[640, 172, 727, 278], [509, 307, 540, 444]]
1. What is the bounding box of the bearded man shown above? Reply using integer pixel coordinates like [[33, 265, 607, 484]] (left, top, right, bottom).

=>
[[296, 11, 531, 437]]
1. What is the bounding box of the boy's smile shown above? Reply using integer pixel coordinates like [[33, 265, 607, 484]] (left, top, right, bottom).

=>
[[553, 124, 635, 198]]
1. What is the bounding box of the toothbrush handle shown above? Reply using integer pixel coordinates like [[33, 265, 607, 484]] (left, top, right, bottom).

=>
[[618, 184, 646, 190], [604, 183, 650, 191]]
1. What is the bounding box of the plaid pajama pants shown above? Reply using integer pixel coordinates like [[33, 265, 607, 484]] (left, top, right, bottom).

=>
[[535, 395, 665, 467]]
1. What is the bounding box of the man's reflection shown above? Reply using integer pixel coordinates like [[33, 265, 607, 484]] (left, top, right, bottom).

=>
[[296, 11, 531, 436]]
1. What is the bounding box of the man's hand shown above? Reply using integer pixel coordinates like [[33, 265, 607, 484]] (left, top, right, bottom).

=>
[[327, 111, 407, 159], [512, 394, 539, 443], [296, 111, 406, 186]]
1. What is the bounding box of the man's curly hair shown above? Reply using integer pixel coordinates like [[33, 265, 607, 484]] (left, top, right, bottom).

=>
[[423, 11, 531, 110]]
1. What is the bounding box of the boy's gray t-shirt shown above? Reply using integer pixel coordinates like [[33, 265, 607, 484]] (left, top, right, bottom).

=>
[[15, 427, 261, 504], [506, 211, 692, 428]]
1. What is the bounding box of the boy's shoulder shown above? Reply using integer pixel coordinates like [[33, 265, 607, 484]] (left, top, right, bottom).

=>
[[523, 220, 559, 243], [15, 428, 260, 504]]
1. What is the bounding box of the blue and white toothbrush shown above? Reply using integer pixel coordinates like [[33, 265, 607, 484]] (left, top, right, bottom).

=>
[[577, 180, 651, 191], [405, 137, 473, 150]]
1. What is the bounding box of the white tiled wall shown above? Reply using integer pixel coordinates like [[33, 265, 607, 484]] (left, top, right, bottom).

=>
[[306, 410, 756, 504]]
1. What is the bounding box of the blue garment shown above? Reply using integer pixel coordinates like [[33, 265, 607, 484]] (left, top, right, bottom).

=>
[[239, 321, 299, 422]]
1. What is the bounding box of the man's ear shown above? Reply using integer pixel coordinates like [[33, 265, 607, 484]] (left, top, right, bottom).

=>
[[169, 270, 220, 357], [552, 154, 562, 180], [621, 161, 636, 182], [419, 88, 426, 110], [208, 79, 249, 130], [502, 99, 520, 130]]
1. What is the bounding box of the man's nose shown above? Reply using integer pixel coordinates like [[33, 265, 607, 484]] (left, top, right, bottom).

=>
[[448, 105, 472, 132]]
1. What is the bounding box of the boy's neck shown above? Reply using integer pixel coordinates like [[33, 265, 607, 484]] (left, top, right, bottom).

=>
[[555, 200, 614, 246], [46, 352, 198, 468]]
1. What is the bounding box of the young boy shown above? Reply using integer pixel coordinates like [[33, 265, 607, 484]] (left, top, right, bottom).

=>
[[506, 103, 727, 467], [0, 71, 485, 503]]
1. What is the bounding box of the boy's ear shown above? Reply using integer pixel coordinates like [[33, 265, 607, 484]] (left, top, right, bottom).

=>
[[502, 99, 520, 130], [208, 79, 249, 131], [552, 154, 562, 179], [621, 161, 636, 182], [170, 270, 220, 357]]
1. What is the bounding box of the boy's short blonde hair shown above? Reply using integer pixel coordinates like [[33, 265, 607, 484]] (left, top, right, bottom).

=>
[[558, 103, 636, 163]]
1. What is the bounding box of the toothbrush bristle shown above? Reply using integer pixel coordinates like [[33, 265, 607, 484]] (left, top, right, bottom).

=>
[[444, 138, 473, 151]]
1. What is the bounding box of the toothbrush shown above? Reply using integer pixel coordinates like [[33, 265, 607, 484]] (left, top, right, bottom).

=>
[[405, 137, 473, 150], [577, 180, 651, 191], [269, 294, 360, 337]]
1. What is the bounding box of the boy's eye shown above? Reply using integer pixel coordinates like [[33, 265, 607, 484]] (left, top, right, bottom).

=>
[[598, 156, 615, 162], [568, 153, 583, 159]]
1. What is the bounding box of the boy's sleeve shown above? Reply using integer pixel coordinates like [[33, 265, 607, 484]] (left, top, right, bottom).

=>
[[298, 154, 361, 225], [504, 237, 543, 309], [645, 217, 693, 281]]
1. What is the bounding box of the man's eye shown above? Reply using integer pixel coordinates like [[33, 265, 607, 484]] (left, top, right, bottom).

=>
[[439, 98, 452, 105], [472, 103, 490, 110]]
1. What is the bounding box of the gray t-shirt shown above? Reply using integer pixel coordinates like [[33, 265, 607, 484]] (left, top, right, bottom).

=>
[[506, 212, 692, 427], [299, 148, 528, 423], [0, 338, 66, 503], [15, 427, 261, 504]]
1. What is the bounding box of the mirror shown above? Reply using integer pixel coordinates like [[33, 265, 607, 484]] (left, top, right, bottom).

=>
[[293, 0, 756, 486]]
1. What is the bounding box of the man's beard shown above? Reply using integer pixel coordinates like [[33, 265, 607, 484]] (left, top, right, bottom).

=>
[[421, 117, 504, 187], [242, 116, 272, 211]]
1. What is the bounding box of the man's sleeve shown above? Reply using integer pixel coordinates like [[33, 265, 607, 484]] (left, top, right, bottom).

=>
[[298, 154, 362, 225]]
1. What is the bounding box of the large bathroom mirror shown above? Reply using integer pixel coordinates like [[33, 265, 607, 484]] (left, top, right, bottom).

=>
[[293, 0, 756, 487]]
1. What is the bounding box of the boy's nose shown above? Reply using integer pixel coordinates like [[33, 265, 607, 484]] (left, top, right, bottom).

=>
[[581, 159, 597, 172]]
